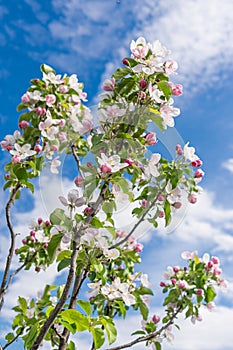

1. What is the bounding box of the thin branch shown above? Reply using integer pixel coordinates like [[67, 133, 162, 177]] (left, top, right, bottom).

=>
[[2, 326, 25, 349], [105, 307, 182, 350], [30, 241, 79, 350], [71, 145, 85, 179], [109, 184, 166, 249], [2, 251, 37, 298], [0, 182, 21, 311], [31, 183, 108, 350], [58, 270, 88, 350]]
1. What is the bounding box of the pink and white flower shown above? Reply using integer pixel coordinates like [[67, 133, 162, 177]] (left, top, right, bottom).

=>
[[10, 143, 36, 160], [98, 153, 128, 173]]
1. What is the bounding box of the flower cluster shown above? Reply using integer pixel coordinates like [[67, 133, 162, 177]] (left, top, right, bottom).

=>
[[1, 65, 92, 178]]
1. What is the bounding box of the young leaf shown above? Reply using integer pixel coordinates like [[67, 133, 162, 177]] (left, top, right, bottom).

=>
[[90, 327, 105, 349], [47, 234, 63, 262], [77, 300, 92, 315]]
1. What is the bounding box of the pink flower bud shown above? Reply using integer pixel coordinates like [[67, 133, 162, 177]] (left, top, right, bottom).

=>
[[22, 238, 27, 245], [160, 281, 166, 287], [152, 315, 160, 324], [116, 231, 126, 238], [34, 145, 42, 153], [5, 174, 10, 179], [45, 220, 50, 226], [139, 79, 147, 89], [50, 145, 58, 152], [157, 194, 164, 201], [158, 211, 165, 218], [211, 256, 220, 265], [15, 248, 19, 254], [197, 289, 204, 296], [30, 236, 35, 242], [43, 243, 48, 249], [191, 159, 203, 167], [124, 158, 134, 166], [145, 132, 157, 145], [122, 58, 129, 66], [74, 176, 84, 187], [36, 107, 46, 115], [19, 120, 30, 129], [21, 92, 31, 104], [100, 164, 112, 173], [135, 243, 143, 253], [38, 218, 43, 225], [58, 85, 69, 93], [171, 278, 176, 285], [174, 201, 182, 209], [30, 231, 36, 237], [169, 82, 183, 96], [87, 162, 93, 167], [178, 280, 187, 289], [141, 199, 150, 209], [188, 194, 197, 204], [194, 169, 205, 178], [35, 266, 41, 273], [175, 144, 183, 155], [138, 91, 147, 100], [173, 266, 180, 273], [84, 207, 92, 215]]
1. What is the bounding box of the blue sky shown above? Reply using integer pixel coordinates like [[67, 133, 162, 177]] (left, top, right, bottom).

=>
[[0, 0, 233, 349]]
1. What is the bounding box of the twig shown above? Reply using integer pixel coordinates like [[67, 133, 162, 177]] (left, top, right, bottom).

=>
[[30, 241, 79, 350], [0, 182, 21, 311], [109, 184, 166, 249], [2, 326, 25, 349], [105, 307, 182, 350], [58, 270, 88, 350], [71, 145, 85, 179]]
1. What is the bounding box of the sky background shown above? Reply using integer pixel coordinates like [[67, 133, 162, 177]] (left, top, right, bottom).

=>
[[0, 0, 233, 349]]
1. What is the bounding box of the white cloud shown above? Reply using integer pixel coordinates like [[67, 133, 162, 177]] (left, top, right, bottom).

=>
[[222, 158, 233, 173]]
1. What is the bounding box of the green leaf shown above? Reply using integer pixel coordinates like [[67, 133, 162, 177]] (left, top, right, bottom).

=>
[[137, 286, 154, 296], [170, 168, 180, 189], [205, 285, 216, 303], [91, 327, 105, 349], [139, 301, 149, 320], [13, 166, 28, 181], [40, 63, 55, 74], [50, 208, 65, 226], [77, 300, 92, 315], [84, 176, 99, 199], [47, 234, 63, 262], [131, 330, 146, 336], [67, 340, 76, 350], [50, 208, 73, 231], [57, 258, 71, 272], [18, 297, 28, 312], [112, 67, 131, 81], [61, 310, 89, 331], [155, 341, 162, 350], [24, 181, 34, 193], [164, 200, 171, 226], [101, 317, 117, 345], [23, 325, 38, 349], [148, 109, 165, 131], [5, 332, 15, 343], [90, 216, 103, 228], [157, 80, 172, 100]]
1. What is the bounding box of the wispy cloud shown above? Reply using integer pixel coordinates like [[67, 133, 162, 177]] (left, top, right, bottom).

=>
[[222, 158, 233, 173]]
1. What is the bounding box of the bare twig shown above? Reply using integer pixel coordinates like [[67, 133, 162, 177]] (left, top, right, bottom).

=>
[[71, 145, 85, 179], [0, 182, 21, 311]]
